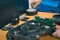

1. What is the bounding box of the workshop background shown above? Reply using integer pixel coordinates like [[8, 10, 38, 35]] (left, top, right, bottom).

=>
[[0, 0, 60, 40]]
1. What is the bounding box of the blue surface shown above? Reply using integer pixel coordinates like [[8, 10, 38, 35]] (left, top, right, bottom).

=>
[[43, 0, 60, 1], [37, 1, 60, 13], [42, 1, 59, 7]]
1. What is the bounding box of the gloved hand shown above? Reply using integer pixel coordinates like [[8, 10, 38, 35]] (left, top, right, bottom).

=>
[[52, 29, 60, 38]]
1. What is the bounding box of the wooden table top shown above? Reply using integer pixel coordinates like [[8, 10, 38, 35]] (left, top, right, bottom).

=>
[[0, 12, 60, 40]]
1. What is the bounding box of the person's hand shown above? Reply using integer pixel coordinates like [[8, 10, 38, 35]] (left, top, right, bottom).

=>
[[31, 0, 42, 8], [52, 29, 60, 38]]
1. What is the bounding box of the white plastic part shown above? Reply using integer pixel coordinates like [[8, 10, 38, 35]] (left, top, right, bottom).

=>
[[19, 14, 26, 20], [26, 8, 37, 12], [29, 0, 33, 8]]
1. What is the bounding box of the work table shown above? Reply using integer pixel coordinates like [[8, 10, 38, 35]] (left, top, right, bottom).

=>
[[0, 12, 60, 40]]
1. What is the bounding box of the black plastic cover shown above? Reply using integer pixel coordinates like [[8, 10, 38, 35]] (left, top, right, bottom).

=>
[[0, 0, 28, 29]]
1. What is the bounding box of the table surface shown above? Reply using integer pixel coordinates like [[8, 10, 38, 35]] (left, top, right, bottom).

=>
[[0, 12, 60, 40]]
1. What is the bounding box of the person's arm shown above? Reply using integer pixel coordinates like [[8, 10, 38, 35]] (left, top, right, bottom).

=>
[[29, 0, 41, 8], [52, 29, 60, 38], [31, 0, 42, 8]]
